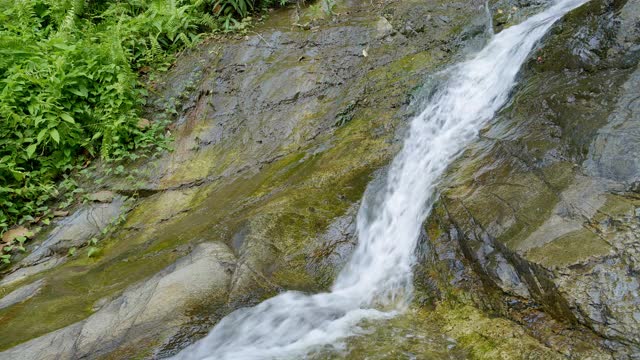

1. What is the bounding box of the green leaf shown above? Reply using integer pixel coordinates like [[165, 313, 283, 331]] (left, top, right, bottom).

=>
[[87, 246, 99, 258], [52, 43, 76, 51], [10, 169, 24, 181], [26, 144, 37, 158], [60, 114, 75, 124], [37, 129, 47, 143], [69, 85, 88, 97], [50, 129, 60, 144]]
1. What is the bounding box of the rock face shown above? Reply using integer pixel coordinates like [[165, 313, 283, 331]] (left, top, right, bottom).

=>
[[0, 243, 234, 360], [0, 279, 44, 311], [0, 197, 125, 288], [0, 0, 497, 357], [419, 0, 640, 357], [0, 0, 638, 358]]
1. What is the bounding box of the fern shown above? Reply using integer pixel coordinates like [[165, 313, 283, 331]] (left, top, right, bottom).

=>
[[0, 0, 214, 233], [0, 0, 287, 235]]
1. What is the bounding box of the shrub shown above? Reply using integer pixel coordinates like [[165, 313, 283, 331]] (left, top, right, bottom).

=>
[[0, 0, 220, 232]]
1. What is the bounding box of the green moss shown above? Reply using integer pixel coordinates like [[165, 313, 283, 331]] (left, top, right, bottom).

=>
[[314, 302, 565, 359], [440, 139, 596, 275], [437, 303, 565, 360], [0, 0, 484, 351], [593, 193, 639, 222], [318, 307, 467, 359], [526, 229, 612, 268], [0, 248, 180, 350], [0, 110, 393, 349]]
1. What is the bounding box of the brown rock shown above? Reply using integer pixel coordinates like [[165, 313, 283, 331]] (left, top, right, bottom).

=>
[[88, 191, 116, 203]]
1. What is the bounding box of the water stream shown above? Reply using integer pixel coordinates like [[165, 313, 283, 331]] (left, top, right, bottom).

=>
[[172, 1, 588, 358]]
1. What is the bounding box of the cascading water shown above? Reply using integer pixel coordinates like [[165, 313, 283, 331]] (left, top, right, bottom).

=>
[[172, 1, 588, 358]]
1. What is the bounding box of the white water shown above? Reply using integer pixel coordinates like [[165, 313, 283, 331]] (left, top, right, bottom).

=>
[[172, 1, 587, 358]]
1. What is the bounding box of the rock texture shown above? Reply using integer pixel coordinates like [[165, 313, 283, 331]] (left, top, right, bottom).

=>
[[419, 0, 640, 357], [0, 0, 499, 357], [0, 197, 125, 288], [0, 0, 638, 358], [0, 243, 234, 360], [0, 279, 44, 311]]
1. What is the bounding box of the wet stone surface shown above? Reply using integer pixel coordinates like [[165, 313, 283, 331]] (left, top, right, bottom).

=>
[[419, 0, 640, 357], [1, 0, 638, 358]]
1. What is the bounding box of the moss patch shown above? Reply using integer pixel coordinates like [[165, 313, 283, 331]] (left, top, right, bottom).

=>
[[438, 303, 564, 359], [526, 229, 612, 268]]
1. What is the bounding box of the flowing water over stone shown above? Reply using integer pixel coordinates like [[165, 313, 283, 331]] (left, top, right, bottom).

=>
[[172, 1, 589, 358]]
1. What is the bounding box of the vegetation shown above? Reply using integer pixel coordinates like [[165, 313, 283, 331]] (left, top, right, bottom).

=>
[[0, 0, 285, 241]]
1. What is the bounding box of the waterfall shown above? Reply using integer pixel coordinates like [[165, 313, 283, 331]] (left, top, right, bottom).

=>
[[171, 1, 588, 358]]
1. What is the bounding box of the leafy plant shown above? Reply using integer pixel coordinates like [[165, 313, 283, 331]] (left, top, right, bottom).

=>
[[0, 254, 10, 264], [0, 0, 219, 234], [0, 0, 290, 236], [213, 0, 255, 20], [307, 0, 335, 19], [212, 0, 286, 31]]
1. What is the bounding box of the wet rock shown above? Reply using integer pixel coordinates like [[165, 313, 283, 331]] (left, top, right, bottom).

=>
[[340, 305, 569, 360], [585, 68, 640, 184], [306, 203, 358, 287], [418, 0, 640, 356], [1, 0, 620, 358], [0, 197, 124, 287], [0, 242, 235, 360], [0, 279, 44, 310], [489, 0, 546, 32]]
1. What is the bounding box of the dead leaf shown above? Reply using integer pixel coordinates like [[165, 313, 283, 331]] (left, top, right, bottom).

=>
[[138, 66, 152, 74], [53, 210, 70, 218], [2, 227, 34, 244], [137, 118, 151, 129], [89, 190, 116, 203]]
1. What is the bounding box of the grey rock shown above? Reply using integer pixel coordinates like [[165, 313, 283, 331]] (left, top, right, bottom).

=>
[[32, 198, 124, 262], [416, 0, 640, 356], [0, 256, 65, 288], [0, 197, 124, 287], [0, 279, 44, 310], [0, 242, 235, 360], [5, 0, 624, 357], [494, 254, 530, 298], [585, 67, 640, 184], [375, 16, 395, 39]]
